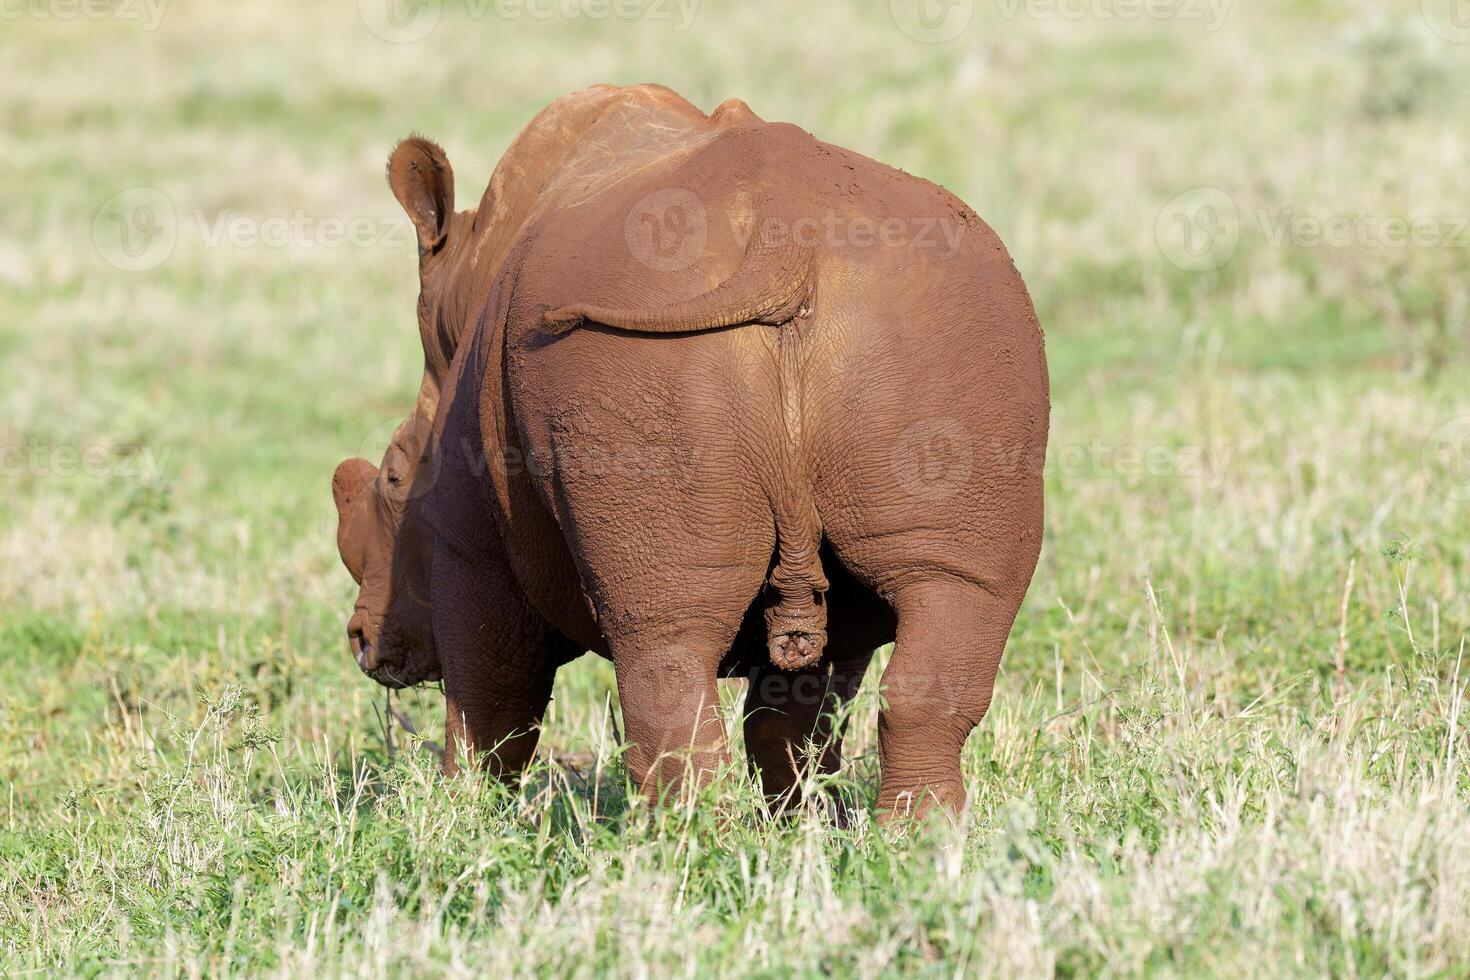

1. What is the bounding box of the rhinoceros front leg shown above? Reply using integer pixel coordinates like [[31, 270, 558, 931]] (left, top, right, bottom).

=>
[[442, 677, 554, 779], [431, 538, 562, 780]]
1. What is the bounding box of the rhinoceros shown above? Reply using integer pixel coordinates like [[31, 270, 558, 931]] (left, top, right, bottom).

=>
[[333, 84, 1048, 821]]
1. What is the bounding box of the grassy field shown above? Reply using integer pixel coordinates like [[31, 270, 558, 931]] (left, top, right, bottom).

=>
[[3, 0, 1469, 974]]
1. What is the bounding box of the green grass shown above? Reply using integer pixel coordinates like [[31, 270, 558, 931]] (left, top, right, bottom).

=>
[[2, 1, 1469, 975]]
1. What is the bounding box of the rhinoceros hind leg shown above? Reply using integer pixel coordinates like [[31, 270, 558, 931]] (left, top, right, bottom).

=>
[[875, 579, 1024, 824], [610, 625, 736, 805]]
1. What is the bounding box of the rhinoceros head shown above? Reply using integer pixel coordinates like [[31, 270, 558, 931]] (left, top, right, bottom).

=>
[[332, 412, 440, 688], [331, 136, 471, 688]]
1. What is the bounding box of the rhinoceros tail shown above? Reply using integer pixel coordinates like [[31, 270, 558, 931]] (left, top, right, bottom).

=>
[[762, 302, 827, 672], [541, 236, 815, 336], [764, 490, 829, 672]]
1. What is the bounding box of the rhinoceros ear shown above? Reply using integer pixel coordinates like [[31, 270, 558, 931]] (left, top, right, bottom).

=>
[[333, 457, 378, 518], [388, 136, 455, 254]]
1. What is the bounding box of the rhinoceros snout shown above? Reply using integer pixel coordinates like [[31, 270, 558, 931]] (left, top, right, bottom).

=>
[[346, 612, 378, 670], [348, 627, 370, 668]]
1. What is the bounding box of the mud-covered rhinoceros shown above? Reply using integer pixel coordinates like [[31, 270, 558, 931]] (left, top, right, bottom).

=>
[[332, 84, 1048, 821]]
